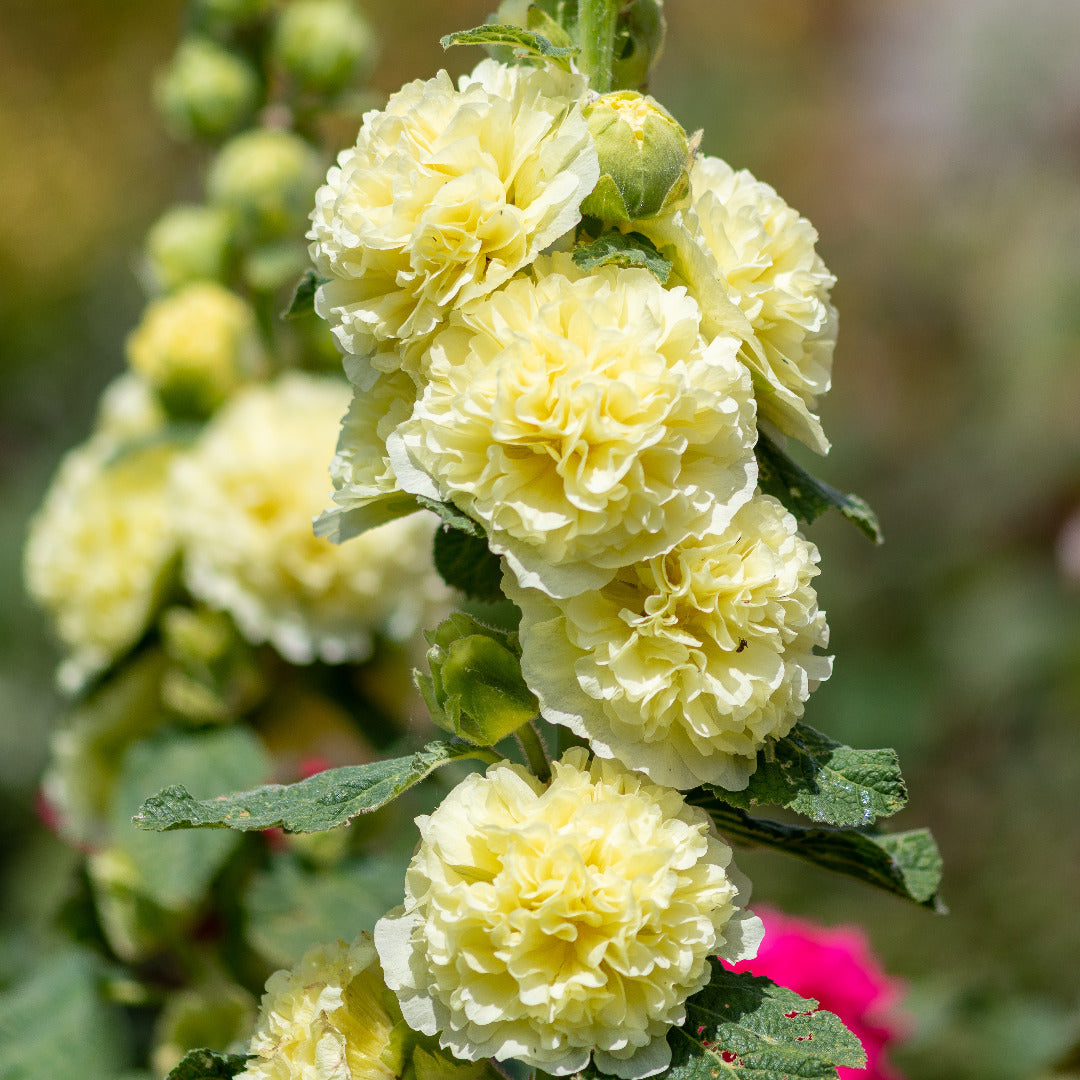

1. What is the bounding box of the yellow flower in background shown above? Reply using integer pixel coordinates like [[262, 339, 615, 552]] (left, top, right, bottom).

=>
[[375, 749, 762, 1079], [171, 373, 451, 664], [690, 155, 837, 454], [24, 435, 179, 694], [239, 935, 400, 1080], [505, 495, 832, 791], [94, 373, 168, 442], [389, 253, 757, 599], [308, 59, 599, 371], [126, 281, 265, 418]]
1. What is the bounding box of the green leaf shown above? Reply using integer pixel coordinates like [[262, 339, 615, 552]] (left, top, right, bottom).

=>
[[693, 800, 945, 910], [572, 231, 672, 284], [662, 964, 866, 1080], [755, 430, 883, 544], [133, 741, 499, 834], [313, 492, 420, 543], [111, 727, 270, 910], [165, 1048, 249, 1080], [432, 525, 504, 603], [416, 495, 484, 537], [441, 24, 578, 61], [246, 851, 410, 967], [712, 723, 907, 827], [0, 949, 130, 1080], [281, 267, 326, 320]]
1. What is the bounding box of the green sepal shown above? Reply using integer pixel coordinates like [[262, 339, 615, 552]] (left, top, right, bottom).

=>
[[281, 267, 326, 319], [756, 429, 883, 544], [417, 613, 538, 746]]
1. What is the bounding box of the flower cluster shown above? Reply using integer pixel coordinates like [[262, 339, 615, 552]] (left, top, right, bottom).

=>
[[318, 57, 835, 790]]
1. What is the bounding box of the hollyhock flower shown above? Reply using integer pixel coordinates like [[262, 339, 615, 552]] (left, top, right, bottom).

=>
[[308, 59, 599, 370], [728, 906, 908, 1080], [505, 494, 831, 790], [375, 748, 762, 1079], [171, 373, 450, 664], [390, 253, 756, 598]]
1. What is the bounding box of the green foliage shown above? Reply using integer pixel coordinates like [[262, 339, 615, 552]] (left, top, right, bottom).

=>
[[662, 965, 866, 1080], [711, 723, 907, 827], [281, 267, 324, 319], [440, 24, 578, 64], [0, 949, 131, 1080], [695, 799, 944, 909], [111, 727, 269, 910], [572, 231, 672, 283], [755, 430, 883, 544], [165, 1048, 249, 1080], [133, 741, 500, 834], [432, 525, 504, 603], [245, 852, 408, 966]]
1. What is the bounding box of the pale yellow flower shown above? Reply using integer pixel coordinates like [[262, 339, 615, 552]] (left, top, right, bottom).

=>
[[505, 495, 831, 791], [690, 155, 837, 454], [375, 749, 762, 1079], [239, 935, 400, 1080], [389, 253, 757, 598], [126, 281, 265, 416], [308, 59, 599, 369], [24, 436, 179, 694], [171, 373, 450, 664]]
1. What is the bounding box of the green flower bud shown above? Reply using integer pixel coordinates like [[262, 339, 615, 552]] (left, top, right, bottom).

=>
[[208, 128, 323, 243], [160, 606, 265, 723], [154, 37, 260, 141], [416, 613, 538, 747], [241, 239, 309, 294], [144, 204, 233, 293], [272, 0, 378, 96], [126, 282, 266, 419], [580, 90, 691, 223]]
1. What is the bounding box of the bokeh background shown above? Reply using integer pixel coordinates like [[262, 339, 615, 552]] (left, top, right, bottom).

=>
[[2, 1, 1079, 1077]]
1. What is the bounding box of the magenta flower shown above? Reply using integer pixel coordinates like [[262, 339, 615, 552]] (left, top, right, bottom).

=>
[[727, 906, 908, 1079]]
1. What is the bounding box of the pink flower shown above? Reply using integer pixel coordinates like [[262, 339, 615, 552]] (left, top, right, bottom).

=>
[[727, 906, 908, 1079]]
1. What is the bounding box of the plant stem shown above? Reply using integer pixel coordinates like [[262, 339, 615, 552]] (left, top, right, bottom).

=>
[[578, 0, 619, 93], [515, 719, 552, 783]]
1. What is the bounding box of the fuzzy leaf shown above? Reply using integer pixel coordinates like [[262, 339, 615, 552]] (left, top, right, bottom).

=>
[[441, 24, 578, 60], [133, 742, 499, 834], [281, 268, 325, 319], [165, 1048, 249, 1079], [712, 723, 907, 827], [572, 231, 672, 283], [433, 525, 504, 602], [694, 800, 945, 910], [660, 964, 866, 1080], [755, 430, 882, 544]]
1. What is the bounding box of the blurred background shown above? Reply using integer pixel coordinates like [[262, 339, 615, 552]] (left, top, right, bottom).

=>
[[1, 1, 1079, 1077]]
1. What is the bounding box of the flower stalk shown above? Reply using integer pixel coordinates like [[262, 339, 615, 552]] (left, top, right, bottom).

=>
[[578, 0, 619, 93], [515, 718, 552, 783]]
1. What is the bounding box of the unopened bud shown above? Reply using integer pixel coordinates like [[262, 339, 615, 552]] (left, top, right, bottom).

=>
[[144, 204, 232, 293], [208, 128, 323, 242], [272, 0, 378, 96], [612, 0, 667, 91], [416, 614, 538, 747], [154, 37, 260, 141], [126, 282, 265, 419], [580, 90, 690, 223]]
